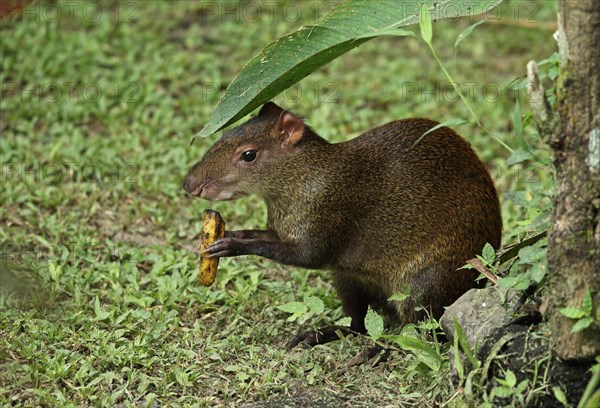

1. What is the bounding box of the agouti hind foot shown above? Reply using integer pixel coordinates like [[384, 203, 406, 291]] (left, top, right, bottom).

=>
[[347, 345, 390, 367], [287, 326, 355, 349]]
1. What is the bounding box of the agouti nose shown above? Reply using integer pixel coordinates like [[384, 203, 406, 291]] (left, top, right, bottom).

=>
[[183, 176, 203, 197]]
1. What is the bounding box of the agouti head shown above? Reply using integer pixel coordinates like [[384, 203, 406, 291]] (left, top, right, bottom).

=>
[[183, 102, 323, 200]]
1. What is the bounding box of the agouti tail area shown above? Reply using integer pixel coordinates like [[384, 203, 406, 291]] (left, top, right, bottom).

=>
[[184, 102, 502, 346]]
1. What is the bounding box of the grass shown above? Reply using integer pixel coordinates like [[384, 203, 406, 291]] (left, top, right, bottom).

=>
[[1, 0, 558, 406]]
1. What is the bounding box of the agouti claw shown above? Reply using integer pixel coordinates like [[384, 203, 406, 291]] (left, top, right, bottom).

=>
[[204, 238, 242, 258]]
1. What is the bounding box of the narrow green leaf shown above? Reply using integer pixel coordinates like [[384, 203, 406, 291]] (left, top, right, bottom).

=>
[[388, 285, 411, 302], [48, 261, 61, 282], [553, 386, 568, 405], [453, 317, 479, 369], [389, 334, 442, 372], [579, 361, 600, 408], [506, 147, 532, 166], [287, 313, 303, 322], [420, 3, 433, 44], [454, 20, 485, 49], [94, 296, 110, 321], [559, 307, 586, 319], [571, 317, 593, 333], [581, 389, 600, 408], [195, 0, 503, 139], [582, 289, 593, 315], [388, 293, 410, 302], [413, 118, 468, 146], [504, 370, 517, 388], [115, 311, 131, 325], [453, 332, 464, 381], [516, 379, 529, 393], [277, 302, 308, 315]]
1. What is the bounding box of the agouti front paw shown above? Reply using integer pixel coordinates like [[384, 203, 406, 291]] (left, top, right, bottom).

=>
[[204, 237, 244, 258], [287, 326, 351, 349]]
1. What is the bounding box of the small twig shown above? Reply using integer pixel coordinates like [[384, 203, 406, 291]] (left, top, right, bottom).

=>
[[467, 258, 498, 284], [510, 284, 538, 316], [441, 388, 462, 407]]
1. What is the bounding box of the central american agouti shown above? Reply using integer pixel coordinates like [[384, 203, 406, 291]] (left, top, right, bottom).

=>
[[183, 102, 501, 346]]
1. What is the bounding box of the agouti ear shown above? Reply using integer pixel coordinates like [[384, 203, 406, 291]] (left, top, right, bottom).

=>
[[274, 111, 305, 147], [258, 102, 284, 117]]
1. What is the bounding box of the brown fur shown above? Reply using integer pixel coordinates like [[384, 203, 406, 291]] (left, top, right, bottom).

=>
[[184, 103, 501, 335]]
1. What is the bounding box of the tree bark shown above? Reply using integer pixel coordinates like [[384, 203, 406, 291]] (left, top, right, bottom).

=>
[[547, 0, 600, 361]]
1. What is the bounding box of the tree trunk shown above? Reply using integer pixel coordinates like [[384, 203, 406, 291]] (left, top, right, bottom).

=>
[[547, 0, 600, 361]]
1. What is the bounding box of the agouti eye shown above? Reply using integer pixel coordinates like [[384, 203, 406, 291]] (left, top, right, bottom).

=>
[[241, 150, 257, 162]]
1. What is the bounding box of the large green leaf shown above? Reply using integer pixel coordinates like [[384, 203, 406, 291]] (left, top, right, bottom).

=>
[[196, 0, 503, 138]]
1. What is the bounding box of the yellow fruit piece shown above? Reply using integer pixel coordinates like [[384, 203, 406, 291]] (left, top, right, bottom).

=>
[[198, 209, 226, 286]]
